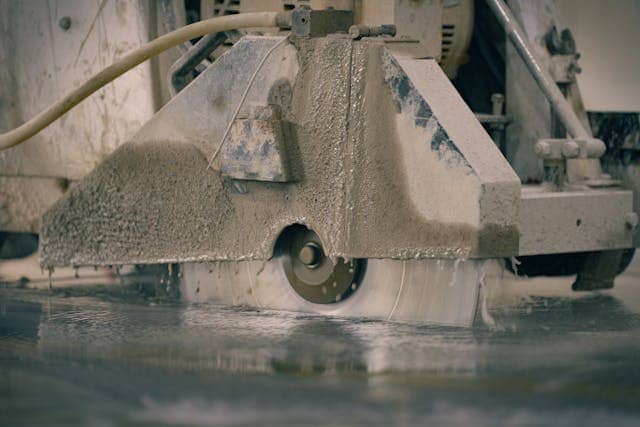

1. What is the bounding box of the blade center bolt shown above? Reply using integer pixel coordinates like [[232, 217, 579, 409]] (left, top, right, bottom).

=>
[[299, 242, 322, 268]]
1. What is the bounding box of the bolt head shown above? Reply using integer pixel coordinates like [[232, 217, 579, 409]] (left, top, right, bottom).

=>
[[562, 140, 580, 158], [491, 93, 505, 103], [534, 141, 551, 158], [59, 16, 72, 30], [299, 242, 322, 267]]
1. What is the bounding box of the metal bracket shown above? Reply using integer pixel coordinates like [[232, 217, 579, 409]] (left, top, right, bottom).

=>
[[291, 8, 353, 37], [220, 105, 292, 183], [534, 138, 610, 187]]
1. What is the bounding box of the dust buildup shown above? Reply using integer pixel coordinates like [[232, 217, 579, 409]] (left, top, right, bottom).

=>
[[40, 37, 358, 267], [41, 37, 507, 267], [344, 42, 478, 259]]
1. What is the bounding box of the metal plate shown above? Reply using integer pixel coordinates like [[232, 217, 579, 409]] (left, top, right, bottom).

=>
[[518, 185, 634, 256]]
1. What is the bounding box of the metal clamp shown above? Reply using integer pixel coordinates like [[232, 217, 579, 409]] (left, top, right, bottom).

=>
[[291, 8, 354, 37]]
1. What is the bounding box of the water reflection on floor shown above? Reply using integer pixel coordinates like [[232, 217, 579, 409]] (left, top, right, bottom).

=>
[[1, 265, 640, 426]]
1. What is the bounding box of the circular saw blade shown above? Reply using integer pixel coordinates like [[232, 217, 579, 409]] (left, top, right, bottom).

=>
[[181, 258, 482, 327]]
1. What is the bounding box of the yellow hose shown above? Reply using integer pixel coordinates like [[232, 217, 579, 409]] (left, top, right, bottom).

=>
[[0, 12, 280, 152]]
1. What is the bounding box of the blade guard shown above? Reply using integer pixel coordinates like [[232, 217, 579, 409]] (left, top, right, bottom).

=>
[[40, 36, 519, 267]]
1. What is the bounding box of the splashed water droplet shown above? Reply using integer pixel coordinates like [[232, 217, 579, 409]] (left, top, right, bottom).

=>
[[47, 266, 54, 290], [510, 257, 521, 276]]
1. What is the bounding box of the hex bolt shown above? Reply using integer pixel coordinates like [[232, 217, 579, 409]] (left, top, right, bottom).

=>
[[624, 212, 639, 230], [534, 140, 551, 158], [299, 242, 322, 268], [59, 16, 72, 31], [561, 140, 580, 158]]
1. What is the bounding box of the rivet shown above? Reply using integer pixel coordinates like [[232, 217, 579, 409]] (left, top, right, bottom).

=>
[[59, 16, 72, 31]]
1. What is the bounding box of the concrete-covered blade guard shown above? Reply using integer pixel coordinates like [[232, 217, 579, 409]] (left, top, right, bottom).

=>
[[40, 35, 520, 267]]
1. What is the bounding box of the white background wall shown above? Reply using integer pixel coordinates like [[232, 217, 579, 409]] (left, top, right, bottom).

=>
[[556, 0, 640, 112]]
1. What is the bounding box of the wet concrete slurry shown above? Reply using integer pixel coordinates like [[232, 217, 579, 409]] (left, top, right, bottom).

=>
[[1, 259, 640, 426]]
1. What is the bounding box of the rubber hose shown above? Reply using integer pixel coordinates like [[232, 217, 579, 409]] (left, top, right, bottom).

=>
[[0, 12, 279, 151]]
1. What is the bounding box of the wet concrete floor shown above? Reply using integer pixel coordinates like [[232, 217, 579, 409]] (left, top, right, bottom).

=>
[[1, 259, 640, 426]]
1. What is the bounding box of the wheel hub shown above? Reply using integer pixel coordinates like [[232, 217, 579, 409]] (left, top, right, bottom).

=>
[[298, 242, 322, 268], [277, 225, 366, 304]]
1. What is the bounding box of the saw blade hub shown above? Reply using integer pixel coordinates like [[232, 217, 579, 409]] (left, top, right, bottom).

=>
[[277, 225, 366, 304]]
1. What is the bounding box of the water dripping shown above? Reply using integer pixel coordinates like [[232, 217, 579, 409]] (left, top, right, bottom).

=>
[[47, 266, 54, 290], [115, 266, 123, 285], [167, 264, 174, 292], [478, 261, 500, 330], [509, 256, 521, 276], [449, 258, 464, 287]]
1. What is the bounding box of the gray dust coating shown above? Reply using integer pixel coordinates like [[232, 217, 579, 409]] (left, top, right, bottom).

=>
[[345, 42, 479, 259], [40, 36, 519, 267], [40, 37, 358, 267]]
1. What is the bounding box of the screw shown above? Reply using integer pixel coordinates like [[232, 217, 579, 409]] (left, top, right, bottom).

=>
[[59, 16, 72, 31]]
